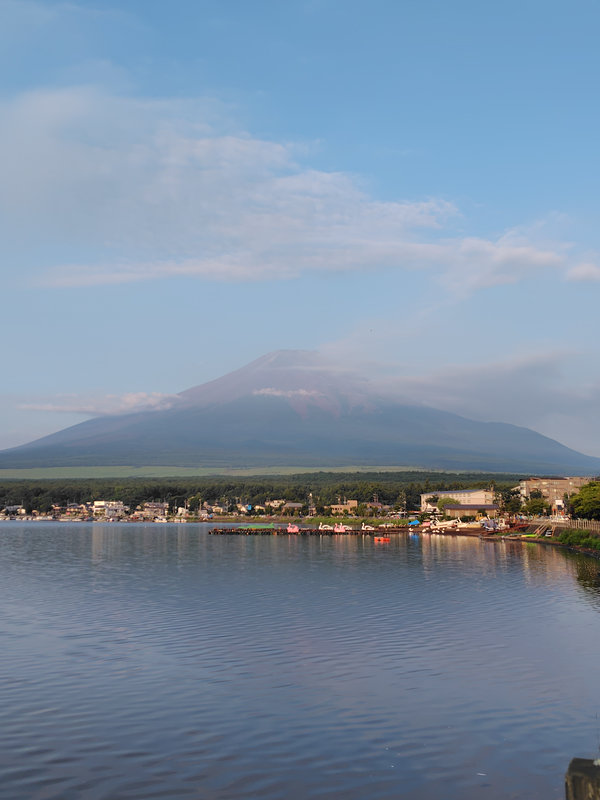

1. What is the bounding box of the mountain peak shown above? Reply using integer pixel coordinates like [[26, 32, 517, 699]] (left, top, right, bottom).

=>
[[245, 349, 320, 369], [178, 349, 372, 413]]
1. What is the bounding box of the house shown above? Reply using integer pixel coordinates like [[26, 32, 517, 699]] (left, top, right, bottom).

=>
[[93, 500, 128, 518], [265, 499, 286, 509], [3, 505, 26, 516], [329, 499, 358, 515], [366, 501, 391, 514], [282, 502, 304, 514], [65, 503, 88, 516], [137, 501, 169, 520]]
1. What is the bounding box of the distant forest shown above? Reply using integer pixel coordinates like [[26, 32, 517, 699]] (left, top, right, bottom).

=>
[[0, 471, 525, 514]]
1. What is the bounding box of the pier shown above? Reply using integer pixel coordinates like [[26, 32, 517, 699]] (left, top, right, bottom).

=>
[[209, 526, 407, 536]]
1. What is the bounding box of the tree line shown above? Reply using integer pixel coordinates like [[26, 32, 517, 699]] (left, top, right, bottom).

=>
[[0, 471, 524, 514]]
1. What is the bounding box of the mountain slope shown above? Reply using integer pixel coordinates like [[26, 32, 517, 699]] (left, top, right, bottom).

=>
[[2, 350, 599, 474]]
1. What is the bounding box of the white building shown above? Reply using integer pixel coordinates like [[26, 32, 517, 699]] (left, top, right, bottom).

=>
[[420, 489, 494, 512], [265, 499, 286, 509], [93, 500, 128, 518]]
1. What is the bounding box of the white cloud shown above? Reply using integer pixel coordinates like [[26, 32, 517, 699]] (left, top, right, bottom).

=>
[[19, 391, 178, 416], [0, 86, 576, 291], [253, 388, 321, 398], [567, 262, 600, 282], [439, 234, 564, 291]]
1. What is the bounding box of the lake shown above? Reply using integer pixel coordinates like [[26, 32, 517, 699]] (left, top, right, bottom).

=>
[[1, 523, 600, 799]]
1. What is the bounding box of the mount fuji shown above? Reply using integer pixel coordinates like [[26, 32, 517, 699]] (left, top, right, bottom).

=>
[[2, 350, 599, 474]]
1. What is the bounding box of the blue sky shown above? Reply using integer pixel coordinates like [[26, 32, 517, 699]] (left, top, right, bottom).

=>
[[1, 0, 600, 456]]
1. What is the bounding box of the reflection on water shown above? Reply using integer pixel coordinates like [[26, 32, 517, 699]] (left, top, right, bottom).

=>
[[1, 523, 600, 799], [574, 555, 600, 594]]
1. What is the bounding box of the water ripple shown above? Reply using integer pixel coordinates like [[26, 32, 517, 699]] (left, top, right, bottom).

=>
[[0, 524, 598, 799]]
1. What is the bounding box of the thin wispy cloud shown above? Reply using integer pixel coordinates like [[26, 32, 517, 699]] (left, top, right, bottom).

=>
[[253, 388, 321, 398], [567, 262, 600, 282], [0, 87, 588, 292], [20, 392, 178, 416]]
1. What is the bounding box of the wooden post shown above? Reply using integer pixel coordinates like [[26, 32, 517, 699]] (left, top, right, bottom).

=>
[[566, 759, 600, 799]]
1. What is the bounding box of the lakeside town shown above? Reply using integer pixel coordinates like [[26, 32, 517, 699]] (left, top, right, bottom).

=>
[[1, 476, 595, 524]]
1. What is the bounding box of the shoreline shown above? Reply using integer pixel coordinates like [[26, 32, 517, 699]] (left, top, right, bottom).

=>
[[431, 525, 600, 561], [2, 516, 599, 561]]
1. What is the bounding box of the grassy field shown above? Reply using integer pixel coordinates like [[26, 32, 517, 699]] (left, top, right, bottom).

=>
[[0, 464, 474, 480]]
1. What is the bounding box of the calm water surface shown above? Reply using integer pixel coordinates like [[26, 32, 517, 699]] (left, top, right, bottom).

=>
[[2, 523, 600, 799]]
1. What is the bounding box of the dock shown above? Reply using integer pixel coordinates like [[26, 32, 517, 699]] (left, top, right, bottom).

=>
[[209, 526, 407, 536]]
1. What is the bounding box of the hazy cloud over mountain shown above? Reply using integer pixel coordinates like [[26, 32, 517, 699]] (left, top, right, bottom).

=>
[[19, 392, 178, 417]]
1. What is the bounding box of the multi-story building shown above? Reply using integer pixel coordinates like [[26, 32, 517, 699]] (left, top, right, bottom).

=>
[[93, 500, 128, 518], [420, 489, 494, 512], [518, 477, 591, 513]]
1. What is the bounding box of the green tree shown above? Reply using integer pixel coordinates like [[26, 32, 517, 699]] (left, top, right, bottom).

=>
[[437, 496, 458, 514], [505, 495, 523, 513], [570, 482, 600, 520], [394, 490, 406, 512], [523, 497, 550, 516], [497, 487, 522, 514], [187, 494, 201, 512]]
